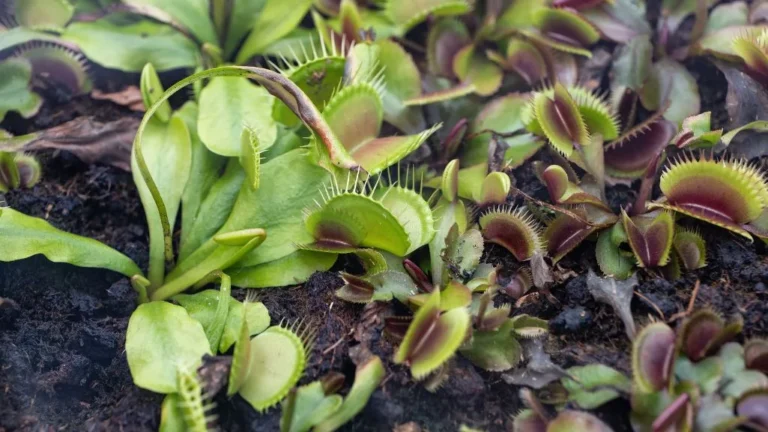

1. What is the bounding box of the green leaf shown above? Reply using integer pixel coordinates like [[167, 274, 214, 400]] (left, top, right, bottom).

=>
[[173, 289, 271, 352], [179, 158, 245, 261], [125, 301, 212, 393], [314, 356, 385, 432], [176, 101, 229, 259], [131, 115, 192, 286], [230, 250, 338, 288], [239, 325, 309, 411], [0, 207, 141, 277], [460, 320, 523, 371], [152, 229, 266, 300], [236, 0, 314, 64], [171, 149, 330, 279], [562, 364, 630, 409], [595, 225, 634, 280], [385, 0, 472, 33], [123, 0, 218, 45], [639, 59, 700, 126], [12, 0, 74, 29], [612, 35, 652, 92], [0, 58, 41, 122], [704, 2, 748, 35], [197, 76, 277, 157], [140, 63, 171, 123], [281, 382, 343, 432], [223, 0, 267, 59], [62, 14, 199, 72]]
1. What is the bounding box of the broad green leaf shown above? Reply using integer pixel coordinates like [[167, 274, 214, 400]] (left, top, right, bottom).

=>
[[314, 356, 385, 432], [0, 207, 141, 277], [224, 0, 267, 59], [612, 35, 652, 92], [197, 76, 277, 157], [235, 0, 314, 64], [281, 382, 343, 432], [230, 250, 337, 288], [140, 63, 171, 123], [179, 158, 244, 261], [0, 27, 59, 52], [562, 364, 631, 409], [176, 101, 228, 257], [460, 320, 522, 371], [695, 25, 764, 60], [639, 59, 700, 126], [704, 2, 748, 35], [125, 301, 212, 393], [239, 325, 308, 411], [385, 0, 471, 33], [124, 0, 217, 45], [131, 115, 192, 286], [62, 14, 199, 72], [169, 150, 330, 278], [13, 0, 73, 28], [0, 58, 41, 122], [173, 289, 271, 352]]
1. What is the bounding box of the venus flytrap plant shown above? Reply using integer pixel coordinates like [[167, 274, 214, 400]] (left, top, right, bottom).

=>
[[529, 309, 768, 431]]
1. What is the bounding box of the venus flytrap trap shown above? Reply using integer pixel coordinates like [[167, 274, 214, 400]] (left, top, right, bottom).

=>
[[0, 151, 40, 193], [520, 309, 768, 431]]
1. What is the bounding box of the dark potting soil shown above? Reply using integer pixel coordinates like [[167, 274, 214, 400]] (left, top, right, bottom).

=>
[[2, 30, 767, 432]]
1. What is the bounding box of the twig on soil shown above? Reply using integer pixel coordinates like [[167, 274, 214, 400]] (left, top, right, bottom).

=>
[[322, 329, 353, 355], [633, 290, 666, 320], [668, 280, 701, 323]]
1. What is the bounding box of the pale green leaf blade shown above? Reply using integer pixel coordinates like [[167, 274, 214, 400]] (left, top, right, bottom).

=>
[[126, 302, 212, 393], [235, 0, 313, 64], [62, 14, 199, 72], [176, 101, 228, 255], [0, 207, 141, 277], [124, 0, 217, 44], [224, 0, 267, 59], [179, 159, 245, 261], [197, 76, 277, 157], [131, 115, 192, 286], [230, 250, 338, 288]]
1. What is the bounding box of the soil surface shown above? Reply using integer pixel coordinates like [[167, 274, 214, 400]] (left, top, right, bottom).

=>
[[2, 9, 768, 432]]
